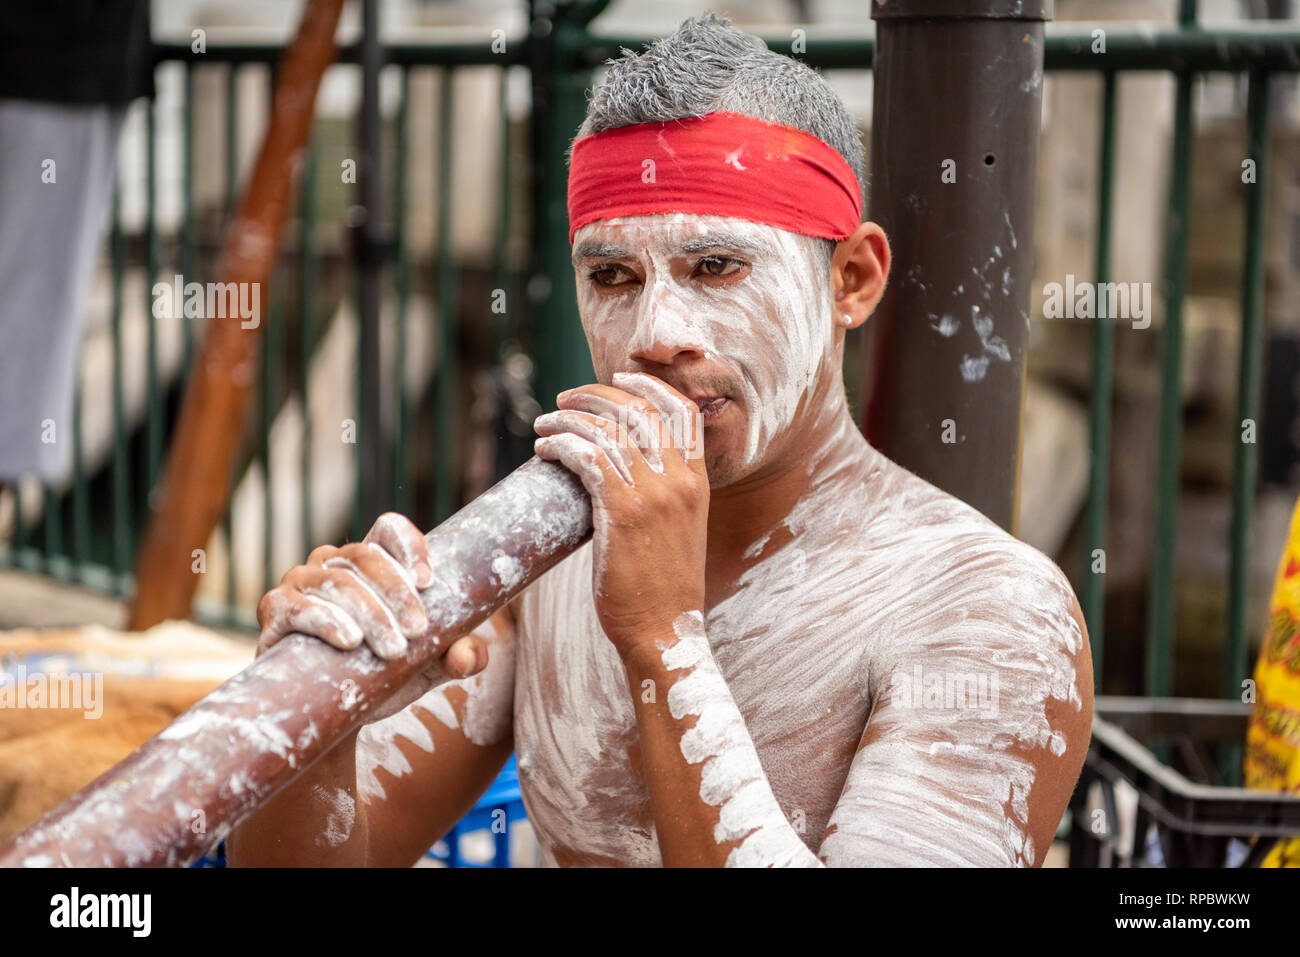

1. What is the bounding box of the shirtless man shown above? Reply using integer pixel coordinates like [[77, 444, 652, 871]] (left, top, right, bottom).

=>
[[228, 13, 1092, 868]]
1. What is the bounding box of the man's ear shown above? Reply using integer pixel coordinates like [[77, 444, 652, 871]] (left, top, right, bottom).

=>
[[831, 222, 890, 330]]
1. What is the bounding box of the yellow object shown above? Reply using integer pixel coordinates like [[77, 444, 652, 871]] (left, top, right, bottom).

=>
[[1244, 495, 1300, 867]]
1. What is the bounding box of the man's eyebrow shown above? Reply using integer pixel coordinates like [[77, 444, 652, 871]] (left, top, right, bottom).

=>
[[572, 242, 631, 265], [674, 233, 773, 257], [572, 232, 772, 265]]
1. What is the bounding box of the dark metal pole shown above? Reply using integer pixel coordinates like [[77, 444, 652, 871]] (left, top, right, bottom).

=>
[[861, 0, 1052, 533], [0, 458, 591, 868]]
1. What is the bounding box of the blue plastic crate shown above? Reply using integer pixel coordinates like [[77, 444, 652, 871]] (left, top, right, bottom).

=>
[[190, 756, 527, 867], [426, 754, 528, 868]]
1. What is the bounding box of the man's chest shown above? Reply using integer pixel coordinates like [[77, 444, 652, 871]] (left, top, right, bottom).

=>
[[510, 543, 873, 866]]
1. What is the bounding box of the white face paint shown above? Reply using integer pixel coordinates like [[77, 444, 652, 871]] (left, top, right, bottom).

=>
[[572, 214, 842, 487]]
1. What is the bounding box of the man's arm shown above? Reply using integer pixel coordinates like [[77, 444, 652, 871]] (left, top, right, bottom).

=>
[[227, 513, 519, 867], [818, 563, 1094, 867], [621, 558, 1093, 867], [621, 610, 821, 867]]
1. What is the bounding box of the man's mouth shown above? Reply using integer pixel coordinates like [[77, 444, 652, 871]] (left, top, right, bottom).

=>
[[693, 396, 730, 423]]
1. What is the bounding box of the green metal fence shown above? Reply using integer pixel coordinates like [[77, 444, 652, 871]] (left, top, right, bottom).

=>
[[2, 5, 1298, 729]]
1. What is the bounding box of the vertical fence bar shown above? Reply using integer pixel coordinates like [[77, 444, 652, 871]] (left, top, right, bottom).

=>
[[434, 68, 460, 524], [224, 64, 239, 620], [110, 185, 131, 590], [356, 0, 389, 529], [1225, 69, 1271, 700], [72, 339, 89, 575], [11, 484, 25, 567], [1083, 70, 1119, 692], [182, 64, 196, 376], [261, 66, 278, 599], [299, 139, 317, 561], [492, 68, 513, 362], [41, 485, 60, 573], [1145, 7, 1198, 698], [393, 67, 411, 518], [145, 98, 161, 497]]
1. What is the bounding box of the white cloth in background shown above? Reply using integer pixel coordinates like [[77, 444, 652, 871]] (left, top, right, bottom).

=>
[[0, 99, 124, 482]]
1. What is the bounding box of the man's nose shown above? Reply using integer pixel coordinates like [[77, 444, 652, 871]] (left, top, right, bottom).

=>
[[626, 289, 708, 367]]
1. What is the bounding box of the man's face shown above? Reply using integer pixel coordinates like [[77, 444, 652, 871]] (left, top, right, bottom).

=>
[[571, 214, 836, 487]]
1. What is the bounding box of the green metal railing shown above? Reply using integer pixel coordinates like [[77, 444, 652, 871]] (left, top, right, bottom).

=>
[[1, 7, 1297, 732], [3, 43, 531, 629]]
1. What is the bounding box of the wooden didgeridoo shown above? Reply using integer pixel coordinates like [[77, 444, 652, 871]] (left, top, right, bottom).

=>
[[127, 0, 343, 631], [0, 458, 592, 867]]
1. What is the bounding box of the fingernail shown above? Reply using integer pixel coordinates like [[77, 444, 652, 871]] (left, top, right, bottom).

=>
[[374, 634, 407, 660], [415, 561, 434, 588], [556, 389, 572, 402]]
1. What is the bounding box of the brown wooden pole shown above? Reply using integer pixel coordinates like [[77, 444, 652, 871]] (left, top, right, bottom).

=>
[[127, 0, 345, 630], [0, 457, 591, 867]]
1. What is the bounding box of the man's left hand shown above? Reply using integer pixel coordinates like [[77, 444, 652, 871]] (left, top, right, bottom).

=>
[[533, 371, 708, 659]]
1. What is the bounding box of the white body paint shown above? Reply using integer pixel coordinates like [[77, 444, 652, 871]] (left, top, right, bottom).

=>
[[661, 610, 819, 867], [344, 211, 1084, 867], [505, 212, 1084, 866], [354, 613, 516, 805], [312, 785, 356, 849], [512, 414, 1084, 866]]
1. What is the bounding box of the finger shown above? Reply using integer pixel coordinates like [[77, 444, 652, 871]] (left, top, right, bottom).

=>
[[554, 391, 667, 472], [534, 409, 638, 484], [297, 564, 423, 644], [534, 431, 622, 499], [259, 589, 366, 653], [289, 551, 411, 660], [300, 558, 411, 659], [611, 371, 703, 464], [305, 544, 340, 567], [322, 543, 428, 637], [442, 634, 490, 680], [363, 512, 434, 588]]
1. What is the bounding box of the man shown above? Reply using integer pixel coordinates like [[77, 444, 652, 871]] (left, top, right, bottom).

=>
[[229, 13, 1092, 868]]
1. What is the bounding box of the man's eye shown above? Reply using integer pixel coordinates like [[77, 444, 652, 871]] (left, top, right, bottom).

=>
[[697, 256, 743, 278], [587, 265, 634, 286]]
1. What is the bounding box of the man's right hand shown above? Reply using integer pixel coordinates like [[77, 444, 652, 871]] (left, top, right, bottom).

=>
[[256, 511, 490, 684]]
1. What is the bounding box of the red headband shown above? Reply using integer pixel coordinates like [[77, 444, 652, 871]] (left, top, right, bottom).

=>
[[566, 111, 862, 244]]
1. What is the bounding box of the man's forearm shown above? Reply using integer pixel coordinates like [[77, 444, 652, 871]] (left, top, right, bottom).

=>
[[621, 611, 822, 868], [226, 727, 370, 867]]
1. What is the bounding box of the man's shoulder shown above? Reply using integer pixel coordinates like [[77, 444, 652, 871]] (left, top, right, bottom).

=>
[[872, 458, 1084, 638], [866, 463, 1091, 721]]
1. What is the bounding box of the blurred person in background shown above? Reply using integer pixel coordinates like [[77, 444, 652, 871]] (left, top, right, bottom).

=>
[[0, 1, 153, 486]]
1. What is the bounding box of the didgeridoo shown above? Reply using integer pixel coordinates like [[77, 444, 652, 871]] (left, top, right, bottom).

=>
[[0, 457, 592, 867]]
